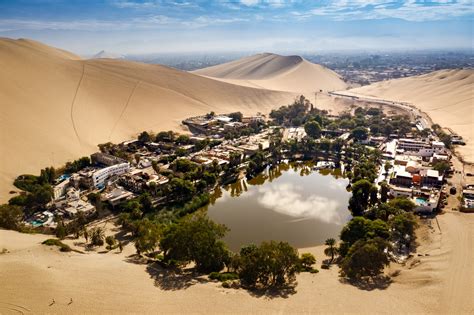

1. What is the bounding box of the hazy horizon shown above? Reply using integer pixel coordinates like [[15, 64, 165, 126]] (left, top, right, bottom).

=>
[[0, 0, 472, 55]]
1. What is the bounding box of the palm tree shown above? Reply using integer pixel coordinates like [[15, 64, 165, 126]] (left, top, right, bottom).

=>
[[324, 238, 339, 263], [90, 227, 105, 247]]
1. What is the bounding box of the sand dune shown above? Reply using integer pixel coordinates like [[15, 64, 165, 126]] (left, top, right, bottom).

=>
[[343, 69, 474, 162], [192, 53, 348, 93], [1, 210, 472, 314], [0, 38, 295, 201]]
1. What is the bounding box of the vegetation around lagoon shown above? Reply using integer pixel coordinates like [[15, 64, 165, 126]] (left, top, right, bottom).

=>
[[0, 95, 427, 291]]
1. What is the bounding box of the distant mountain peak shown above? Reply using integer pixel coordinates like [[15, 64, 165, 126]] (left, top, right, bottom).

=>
[[92, 50, 124, 59]]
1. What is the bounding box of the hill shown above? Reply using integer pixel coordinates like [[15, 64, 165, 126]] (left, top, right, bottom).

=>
[[343, 69, 474, 162], [192, 53, 348, 93], [92, 50, 124, 59], [0, 38, 294, 201]]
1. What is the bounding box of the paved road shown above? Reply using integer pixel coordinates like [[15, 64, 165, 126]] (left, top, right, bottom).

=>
[[328, 91, 432, 129]]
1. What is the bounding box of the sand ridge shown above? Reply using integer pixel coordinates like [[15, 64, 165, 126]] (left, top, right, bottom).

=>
[[192, 53, 348, 93], [0, 38, 297, 202]]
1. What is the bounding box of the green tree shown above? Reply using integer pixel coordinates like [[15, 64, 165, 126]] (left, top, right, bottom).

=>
[[304, 120, 322, 139], [349, 179, 374, 216], [389, 212, 418, 252], [160, 213, 230, 272], [339, 217, 390, 257], [138, 131, 152, 143], [388, 197, 416, 212], [90, 227, 105, 246], [168, 178, 196, 203], [351, 127, 368, 141], [105, 235, 117, 251], [176, 135, 190, 144], [155, 131, 175, 142], [39, 167, 56, 184], [228, 112, 243, 122], [340, 237, 390, 280], [432, 161, 450, 175], [151, 160, 160, 174], [237, 241, 300, 288], [134, 219, 161, 255], [299, 253, 316, 271], [0, 205, 24, 230], [55, 221, 67, 240], [365, 203, 401, 221], [324, 238, 339, 263], [380, 181, 389, 203]]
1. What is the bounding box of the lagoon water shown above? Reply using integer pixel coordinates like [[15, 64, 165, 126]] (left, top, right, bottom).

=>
[[207, 163, 352, 251]]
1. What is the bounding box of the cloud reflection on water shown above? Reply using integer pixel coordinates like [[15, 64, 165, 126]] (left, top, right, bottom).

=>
[[256, 182, 344, 224]]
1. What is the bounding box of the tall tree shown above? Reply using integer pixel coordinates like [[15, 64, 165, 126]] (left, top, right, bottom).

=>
[[304, 120, 322, 139], [324, 238, 339, 263], [340, 237, 390, 280]]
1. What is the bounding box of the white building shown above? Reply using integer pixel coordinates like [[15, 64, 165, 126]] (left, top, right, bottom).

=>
[[92, 163, 130, 189], [397, 139, 446, 157], [397, 138, 430, 151], [412, 192, 440, 213], [53, 178, 70, 200]]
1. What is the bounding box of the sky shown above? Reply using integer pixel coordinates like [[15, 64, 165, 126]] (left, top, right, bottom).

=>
[[0, 0, 472, 55]]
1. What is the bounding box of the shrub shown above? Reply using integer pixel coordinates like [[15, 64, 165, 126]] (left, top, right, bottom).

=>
[[299, 253, 316, 271], [42, 239, 72, 252], [105, 235, 117, 250], [209, 272, 239, 282], [0, 204, 24, 230]]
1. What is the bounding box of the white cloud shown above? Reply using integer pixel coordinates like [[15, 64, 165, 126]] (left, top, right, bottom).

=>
[[240, 0, 260, 6], [256, 183, 344, 224], [0, 13, 249, 32], [309, 0, 474, 21]]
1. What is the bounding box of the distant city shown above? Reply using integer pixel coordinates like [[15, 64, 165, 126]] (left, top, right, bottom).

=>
[[127, 50, 474, 86]]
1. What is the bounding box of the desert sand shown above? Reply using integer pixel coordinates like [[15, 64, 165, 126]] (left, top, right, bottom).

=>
[[192, 53, 348, 93], [342, 69, 474, 163], [0, 210, 472, 314], [0, 38, 297, 202]]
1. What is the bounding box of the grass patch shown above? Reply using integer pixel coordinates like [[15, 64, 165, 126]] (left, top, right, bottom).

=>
[[42, 238, 72, 252], [209, 272, 239, 282]]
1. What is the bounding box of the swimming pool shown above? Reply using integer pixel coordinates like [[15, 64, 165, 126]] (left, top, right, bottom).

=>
[[415, 197, 428, 206], [31, 220, 44, 227]]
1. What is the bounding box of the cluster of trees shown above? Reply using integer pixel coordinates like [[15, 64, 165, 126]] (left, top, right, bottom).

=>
[[246, 150, 267, 177], [338, 196, 418, 280], [160, 213, 315, 288], [327, 107, 412, 139], [270, 96, 328, 127], [64, 157, 91, 173], [431, 124, 452, 148], [7, 169, 56, 220]]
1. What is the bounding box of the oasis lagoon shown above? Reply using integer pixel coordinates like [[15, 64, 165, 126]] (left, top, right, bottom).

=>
[[207, 163, 352, 251]]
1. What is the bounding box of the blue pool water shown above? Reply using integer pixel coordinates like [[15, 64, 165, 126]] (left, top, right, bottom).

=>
[[415, 197, 428, 206]]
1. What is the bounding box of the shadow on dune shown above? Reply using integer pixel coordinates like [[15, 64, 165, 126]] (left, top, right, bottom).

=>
[[339, 275, 392, 291], [113, 229, 133, 247], [145, 263, 209, 291], [245, 282, 297, 299]]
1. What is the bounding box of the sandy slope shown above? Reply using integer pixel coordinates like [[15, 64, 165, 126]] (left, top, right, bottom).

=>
[[343, 69, 474, 162], [0, 38, 295, 201], [192, 53, 348, 93], [0, 211, 472, 314]]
